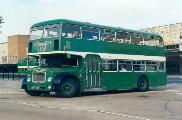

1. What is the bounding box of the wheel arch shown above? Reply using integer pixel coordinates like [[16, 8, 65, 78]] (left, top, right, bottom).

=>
[[138, 74, 148, 81], [53, 74, 80, 90], [137, 74, 149, 91], [21, 76, 27, 89]]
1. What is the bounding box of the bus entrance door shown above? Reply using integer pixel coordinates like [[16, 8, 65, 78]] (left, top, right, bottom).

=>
[[85, 55, 101, 88]]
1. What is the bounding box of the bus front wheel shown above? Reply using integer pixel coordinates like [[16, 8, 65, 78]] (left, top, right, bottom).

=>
[[56, 78, 79, 98], [137, 77, 149, 92]]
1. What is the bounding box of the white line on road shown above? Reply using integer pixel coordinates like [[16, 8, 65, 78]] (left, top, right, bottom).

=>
[[2, 100, 152, 120], [48, 106, 59, 109], [145, 91, 159, 93], [163, 89, 182, 95], [88, 109, 151, 120], [88, 109, 97, 112], [164, 90, 180, 92], [0, 91, 24, 94], [59, 107, 72, 110], [31, 104, 37, 107]]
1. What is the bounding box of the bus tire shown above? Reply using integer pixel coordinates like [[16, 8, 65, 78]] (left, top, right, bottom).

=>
[[56, 78, 79, 98], [137, 76, 149, 92], [25, 90, 42, 96]]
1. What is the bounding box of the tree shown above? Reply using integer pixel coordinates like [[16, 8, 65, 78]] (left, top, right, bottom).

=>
[[0, 16, 4, 24], [0, 16, 4, 34]]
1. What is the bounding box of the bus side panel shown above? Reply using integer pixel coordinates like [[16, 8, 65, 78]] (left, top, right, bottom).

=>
[[145, 72, 158, 87], [101, 72, 141, 90], [145, 72, 167, 87], [129, 72, 158, 89], [61, 38, 164, 57], [100, 72, 165, 90], [157, 72, 167, 86]]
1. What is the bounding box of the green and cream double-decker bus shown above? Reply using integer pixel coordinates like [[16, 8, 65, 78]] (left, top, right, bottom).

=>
[[21, 19, 166, 97]]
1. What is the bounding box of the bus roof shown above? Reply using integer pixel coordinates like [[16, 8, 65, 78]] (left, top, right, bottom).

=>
[[31, 19, 161, 37]]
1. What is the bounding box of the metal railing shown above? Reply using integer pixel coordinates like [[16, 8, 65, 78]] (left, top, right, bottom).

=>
[[0, 73, 27, 80]]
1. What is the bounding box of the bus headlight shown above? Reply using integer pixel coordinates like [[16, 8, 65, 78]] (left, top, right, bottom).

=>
[[48, 86, 52, 89], [47, 77, 52, 82], [27, 77, 31, 82]]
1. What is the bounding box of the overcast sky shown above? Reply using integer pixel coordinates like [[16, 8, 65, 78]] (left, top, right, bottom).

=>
[[1, 0, 182, 42]]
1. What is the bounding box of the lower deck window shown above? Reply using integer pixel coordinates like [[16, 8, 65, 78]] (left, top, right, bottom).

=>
[[103, 60, 117, 71], [146, 61, 157, 71], [102, 59, 165, 72], [158, 62, 165, 71], [133, 61, 145, 71], [118, 61, 132, 71]]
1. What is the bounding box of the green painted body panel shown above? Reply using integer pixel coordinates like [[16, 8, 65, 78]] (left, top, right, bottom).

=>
[[30, 37, 60, 53], [62, 38, 164, 56], [27, 67, 83, 91], [29, 37, 165, 57], [100, 72, 166, 90], [27, 66, 166, 92]]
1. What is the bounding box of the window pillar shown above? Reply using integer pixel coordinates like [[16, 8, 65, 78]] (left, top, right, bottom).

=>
[[114, 32, 117, 42], [129, 33, 132, 44], [154, 36, 157, 46], [142, 34, 145, 45], [99, 29, 101, 40], [80, 26, 83, 39]]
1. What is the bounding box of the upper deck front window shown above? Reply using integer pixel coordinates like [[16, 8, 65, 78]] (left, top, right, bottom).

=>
[[30, 27, 44, 40], [62, 24, 81, 39], [43, 24, 61, 38]]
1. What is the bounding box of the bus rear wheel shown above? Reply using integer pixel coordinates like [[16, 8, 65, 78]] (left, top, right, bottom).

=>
[[137, 77, 149, 92], [56, 78, 79, 98], [25, 90, 42, 96]]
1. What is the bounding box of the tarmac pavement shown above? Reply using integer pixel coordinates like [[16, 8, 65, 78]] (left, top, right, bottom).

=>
[[0, 78, 182, 120]]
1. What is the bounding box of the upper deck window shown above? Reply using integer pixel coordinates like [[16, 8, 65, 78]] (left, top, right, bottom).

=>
[[101, 30, 115, 42], [131, 34, 144, 45], [30, 27, 44, 40], [144, 35, 156, 46], [62, 24, 81, 39], [155, 36, 164, 47], [43, 24, 60, 38], [124, 33, 132, 44], [116, 32, 125, 43], [82, 27, 99, 40]]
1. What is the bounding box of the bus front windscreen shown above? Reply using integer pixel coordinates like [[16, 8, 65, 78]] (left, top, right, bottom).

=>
[[28, 56, 39, 66], [30, 27, 44, 40], [40, 54, 78, 68]]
